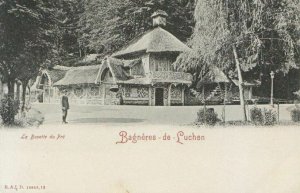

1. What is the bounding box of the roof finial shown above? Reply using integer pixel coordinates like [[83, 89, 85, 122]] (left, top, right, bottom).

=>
[[151, 10, 168, 27]]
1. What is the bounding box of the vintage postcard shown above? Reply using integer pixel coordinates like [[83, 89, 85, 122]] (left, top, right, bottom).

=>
[[1, 0, 300, 193]]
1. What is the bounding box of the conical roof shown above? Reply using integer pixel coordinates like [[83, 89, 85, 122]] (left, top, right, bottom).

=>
[[113, 27, 191, 58]]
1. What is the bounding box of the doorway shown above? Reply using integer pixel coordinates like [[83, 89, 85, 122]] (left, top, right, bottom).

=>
[[155, 88, 164, 106]]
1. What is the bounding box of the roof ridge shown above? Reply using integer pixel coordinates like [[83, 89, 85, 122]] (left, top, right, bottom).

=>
[[69, 64, 101, 70], [113, 27, 190, 58], [112, 28, 154, 57]]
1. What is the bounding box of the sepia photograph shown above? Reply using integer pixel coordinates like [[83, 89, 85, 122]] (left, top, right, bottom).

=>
[[0, 0, 300, 192]]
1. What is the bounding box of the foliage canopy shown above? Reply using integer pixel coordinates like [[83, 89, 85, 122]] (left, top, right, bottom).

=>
[[176, 0, 300, 78]]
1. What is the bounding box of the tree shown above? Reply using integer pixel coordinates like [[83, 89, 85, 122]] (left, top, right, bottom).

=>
[[56, 0, 83, 58], [77, 0, 195, 57], [176, 0, 300, 121], [0, 0, 60, 123]]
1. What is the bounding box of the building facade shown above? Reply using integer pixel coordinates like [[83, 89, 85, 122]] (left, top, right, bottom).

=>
[[108, 10, 193, 106]]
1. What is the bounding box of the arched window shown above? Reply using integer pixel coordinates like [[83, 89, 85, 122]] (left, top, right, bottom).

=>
[[40, 73, 50, 86]]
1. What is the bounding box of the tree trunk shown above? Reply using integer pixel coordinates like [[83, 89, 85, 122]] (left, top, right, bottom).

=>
[[28, 85, 31, 105], [0, 80, 3, 100], [232, 45, 247, 122], [21, 80, 29, 112], [79, 47, 82, 58], [202, 85, 206, 124], [7, 79, 15, 99], [16, 82, 21, 101], [6, 79, 16, 125], [222, 83, 226, 123]]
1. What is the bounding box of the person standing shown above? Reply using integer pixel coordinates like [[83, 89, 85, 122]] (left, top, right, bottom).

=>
[[61, 90, 70, 124], [116, 90, 124, 105]]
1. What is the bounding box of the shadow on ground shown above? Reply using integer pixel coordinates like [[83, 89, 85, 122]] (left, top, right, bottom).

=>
[[71, 117, 145, 124]]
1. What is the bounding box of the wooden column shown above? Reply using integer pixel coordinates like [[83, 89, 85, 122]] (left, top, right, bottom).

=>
[[48, 86, 51, 103], [102, 84, 106, 105], [223, 83, 227, 123], [85, 85, 88, 105], [182, 85, 185, 106], [249, 86, 253, 100], [43, 86, 45, 103], [149, 86, 152, 106], [224, 83, 228, 102], [168, 84, 172, 106]]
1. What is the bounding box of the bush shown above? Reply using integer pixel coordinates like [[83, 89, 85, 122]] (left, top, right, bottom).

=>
[[13, 116, 30, 127], [37, 94, 43, 103], [250, 107, 277, 126], [196, 107, 219, 126], [294, 90, 300, 99], [0, 97, 20, 125], [250, 107, 263, 125], [291, 108, 300, 122], [264, 108, 277, 126]]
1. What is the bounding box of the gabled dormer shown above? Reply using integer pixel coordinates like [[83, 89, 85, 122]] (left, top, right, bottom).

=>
[[123, 59, 145, 77]]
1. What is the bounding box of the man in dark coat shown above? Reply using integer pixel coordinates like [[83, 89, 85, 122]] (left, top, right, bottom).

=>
[[61, 90, 69, 124], [116, 90, 124, 105]]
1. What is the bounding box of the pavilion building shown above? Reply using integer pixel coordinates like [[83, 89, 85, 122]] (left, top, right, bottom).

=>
[[105, 10, 193, 106]]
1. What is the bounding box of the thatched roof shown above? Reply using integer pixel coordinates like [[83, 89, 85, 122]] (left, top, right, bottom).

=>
[[96, 57, 130, 83], [123, 58, 142, 68], [113, 27, 191, 58], [52, 65, 72, 71], [30, 65, 70, 90], [198, 66, 230, 86], [47, 66, 71, 84], [48, 70, 67, 84], [54, 65, 101, 86], [108, 58, 130, 81], [232, 79, 261, 87]]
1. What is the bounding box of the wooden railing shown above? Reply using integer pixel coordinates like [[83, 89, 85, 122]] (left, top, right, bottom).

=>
[[148, 71, 193, 82]]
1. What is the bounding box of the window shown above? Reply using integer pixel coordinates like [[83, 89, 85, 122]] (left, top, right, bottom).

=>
[[153, 55, 173, 71], [131, 87, 138, 98], [74, 87, 84, 98], [90, 87, 100, 96]]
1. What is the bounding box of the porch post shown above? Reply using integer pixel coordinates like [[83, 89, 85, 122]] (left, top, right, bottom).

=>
[[148, 86, 152, 106], [223, 83, 227, 123], [249, 86, 253, 100], [102, 84, 106, 105], [224, 83, 228, 102], [85, 85, 88, 105], [48, 86, 51, 103], [43, 86, 45, 103], [168, 84, 172, 106], [182, 85, 185, 106]]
